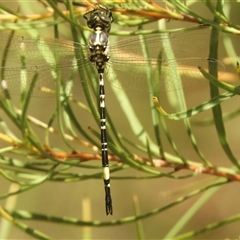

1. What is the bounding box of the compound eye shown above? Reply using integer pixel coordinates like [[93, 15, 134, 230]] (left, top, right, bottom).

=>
[[100, 12, 107, 20], [100, 14, 111, 24]]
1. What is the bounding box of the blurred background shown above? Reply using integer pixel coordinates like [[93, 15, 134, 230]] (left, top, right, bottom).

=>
[[0, 1, 240, 239]]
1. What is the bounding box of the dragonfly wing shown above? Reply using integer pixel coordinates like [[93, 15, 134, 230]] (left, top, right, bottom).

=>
[[109, 25, 217, 60], [0, 32, 99, 97], [106, 58, 225, 93], [0, 59, 97, 97], [107, 25, 224, 93]]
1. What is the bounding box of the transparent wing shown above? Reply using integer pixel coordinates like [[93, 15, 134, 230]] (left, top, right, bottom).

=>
[[106, 58, 225, 93], [106, 25, 224, 92], [0, 31, 98, 97], [0, 31, 89, 65], [108, 25, 217, 60], [0, 26, 224, 97]]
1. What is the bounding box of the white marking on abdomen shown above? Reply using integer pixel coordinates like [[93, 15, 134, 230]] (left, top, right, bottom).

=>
[[103, 166, 110, 181]]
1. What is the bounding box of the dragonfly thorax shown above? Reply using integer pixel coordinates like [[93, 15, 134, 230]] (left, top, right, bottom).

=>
[[89, 45, 109, 73], [88, 27, 109, 73], [89, 29, 108, 47]]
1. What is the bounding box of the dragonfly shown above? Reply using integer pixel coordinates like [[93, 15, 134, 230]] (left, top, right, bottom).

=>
[[0, 5, 224, 215]]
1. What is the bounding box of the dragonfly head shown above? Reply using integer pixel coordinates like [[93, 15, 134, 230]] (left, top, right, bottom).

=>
[[84, 5, 113, 33]]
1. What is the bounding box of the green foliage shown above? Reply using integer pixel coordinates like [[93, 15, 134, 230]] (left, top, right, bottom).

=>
[[0, 0, 240, 239]]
